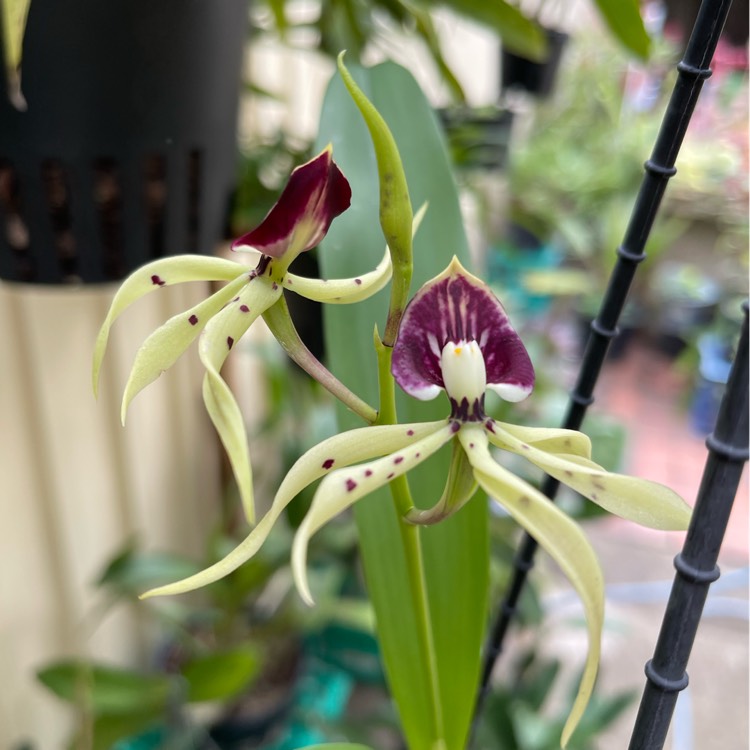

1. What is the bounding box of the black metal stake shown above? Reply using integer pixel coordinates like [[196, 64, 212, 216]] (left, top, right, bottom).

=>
[[628, 302, 748, 750], [470, 0, 735, 741]]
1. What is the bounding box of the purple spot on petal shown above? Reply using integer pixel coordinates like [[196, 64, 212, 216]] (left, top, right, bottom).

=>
[[469, 443, 475, 449], [394, 456, 403, 465], [355, 278, 362, 285], [232, 296, 240, 302], [415, 452, 421, 458], [272, 282, 278, 290], [227, 336, 234, 350], [485, 420, 496, 434], [240, 304, 250, 313], [188, 314, 198, 326], [151, 275, 165, 286], [387, 472, 395, 480], [407, 429, 414, 436], [451, 422, 460, 434], [365, 469, 373, 477], [345, 478, 357, 492], [286, 278, 292, 285], [322, 458, 335, 470]]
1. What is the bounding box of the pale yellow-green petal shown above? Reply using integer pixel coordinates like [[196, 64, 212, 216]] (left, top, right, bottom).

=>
[[92, 255, 246, 396], [488, 424, 692, 530], [284, 245, 392, 304], [493, 422, 592, 459], [292, 423, 455, 604], [286, 203, 427, 304], [459, 426, 604, 748], [142, 420, 446, 599], [120, 273, 250, 423], [199, 277, 283, 524]]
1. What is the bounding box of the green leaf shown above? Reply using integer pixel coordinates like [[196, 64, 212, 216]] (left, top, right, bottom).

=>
[[304, 745, 374, 750], [317, 62, 488, 750], [96, 545, 200, 597], [37, 661, 171, 717], [592, 0, 651, 60], [87, 709, 164, 750], [181, 646, 262, 702]]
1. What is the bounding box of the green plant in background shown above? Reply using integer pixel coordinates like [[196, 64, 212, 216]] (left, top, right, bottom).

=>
[[502, 33, 689, 319], [93, 54, 692, 750]]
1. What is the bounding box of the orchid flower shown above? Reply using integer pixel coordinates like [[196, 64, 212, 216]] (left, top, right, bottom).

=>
[[142, 256, 692, 746], [93, 145, 391, 524]]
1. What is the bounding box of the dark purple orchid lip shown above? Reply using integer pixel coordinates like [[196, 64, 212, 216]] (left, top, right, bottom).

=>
[[231, 145, 351, 258], [392, 257, 534, 405]]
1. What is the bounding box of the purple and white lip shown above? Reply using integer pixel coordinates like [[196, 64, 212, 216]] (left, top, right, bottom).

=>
[[231, 144, 351, 261], [391, 257, 534, 419]]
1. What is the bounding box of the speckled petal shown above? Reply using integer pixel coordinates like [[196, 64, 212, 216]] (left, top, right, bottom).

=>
[[284, 245, 391, 304], [141, 421, 445, 599], [199, 276, 283, 524], [231, 145, 351, 259], [392, 256, 534, 403], [487, 423, 692, 530], [292, 422, 455, 604], [120, 272, 250, 423], [93, 255, 246, 397]]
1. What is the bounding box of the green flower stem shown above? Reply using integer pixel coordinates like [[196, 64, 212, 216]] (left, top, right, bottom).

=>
[[374, 330, 445, 747], [263, 296, 378, 424]]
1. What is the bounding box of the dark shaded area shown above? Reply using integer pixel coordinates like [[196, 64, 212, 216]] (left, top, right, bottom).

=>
[[0, 0, 248, 284]]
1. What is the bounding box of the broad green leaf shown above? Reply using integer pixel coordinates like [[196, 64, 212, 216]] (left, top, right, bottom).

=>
[[317, 62, 488, 750], [592, 0, 650, 59], [304, 745, 374, 750], [37, 661, 171, 717], [181, 646, 262, 702]]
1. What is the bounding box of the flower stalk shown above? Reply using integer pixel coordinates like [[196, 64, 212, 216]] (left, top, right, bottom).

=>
[[337, 53, 413, 346]]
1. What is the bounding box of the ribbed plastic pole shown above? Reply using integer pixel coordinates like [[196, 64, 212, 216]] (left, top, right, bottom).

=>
[[628, 302, 748, 750], [471, 0, 735, 740]]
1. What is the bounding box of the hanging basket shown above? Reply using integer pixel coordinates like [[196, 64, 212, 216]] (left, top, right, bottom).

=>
[[0, 0, 249, 284]]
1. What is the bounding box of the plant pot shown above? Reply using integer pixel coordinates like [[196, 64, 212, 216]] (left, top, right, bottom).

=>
[[500, 28, 569, 98], [0, 0, 249, 284], [439, 107, 515, 171]]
